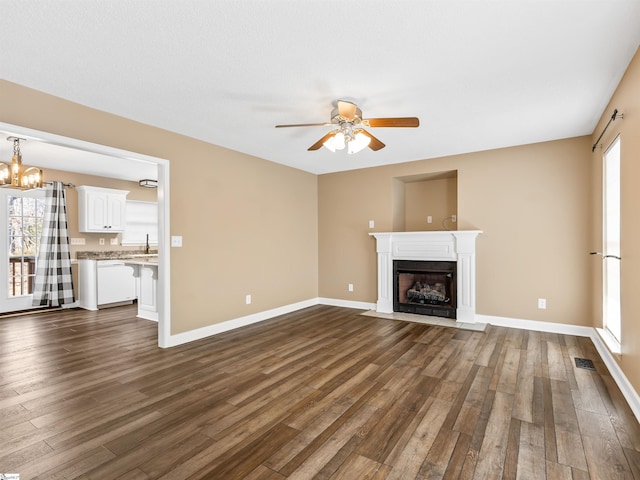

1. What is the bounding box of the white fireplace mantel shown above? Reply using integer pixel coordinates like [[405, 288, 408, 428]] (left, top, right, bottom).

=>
[[369, 230, 482, 323]]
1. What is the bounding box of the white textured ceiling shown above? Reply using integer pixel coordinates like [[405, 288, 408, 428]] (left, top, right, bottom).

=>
[[1, 0, 640, 177]]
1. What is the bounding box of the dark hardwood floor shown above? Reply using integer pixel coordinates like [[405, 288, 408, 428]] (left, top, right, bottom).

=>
[[1, 304, 639, 479]]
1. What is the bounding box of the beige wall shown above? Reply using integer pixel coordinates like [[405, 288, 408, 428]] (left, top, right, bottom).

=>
[[590, 48, 640, 392], [319, 136, 592, 325], [404, 177, 457, 231], [0, 80, 319, 335]]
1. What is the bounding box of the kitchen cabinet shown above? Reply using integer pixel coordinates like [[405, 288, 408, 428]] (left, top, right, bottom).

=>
[[77, 257, 158, 321], [97, 261, 137, 305], [77, 186, 129, 232], [78, 259, 136, 310], [136, 263, 158, 321]]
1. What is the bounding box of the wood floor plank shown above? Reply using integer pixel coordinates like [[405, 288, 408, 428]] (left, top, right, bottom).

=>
[[556, 429, 588, 471], [516, 421, 546, 480], [546, 460, 573, 479], [542, 377, 559, 463], [513, 348, 535, 423], [0, 304, 637, 479], [441, 432, 471, 480], [582, 434, 635, 479], [383, 397, 452, 480], [459, 388, 496, 478], [473, 391, 514, 479], [417, 428, 459, 478], [328, 453, 389, 480], [503, 417, 521, 480], [284, 403, 379, 479]]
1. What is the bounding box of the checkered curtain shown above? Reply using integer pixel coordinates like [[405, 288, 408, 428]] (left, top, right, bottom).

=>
[[32, 182, 75, 307]]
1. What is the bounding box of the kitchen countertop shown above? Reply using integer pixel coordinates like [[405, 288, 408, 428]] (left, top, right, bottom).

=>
[[121, 258, 158, 266], [76, 250, 158, 266]]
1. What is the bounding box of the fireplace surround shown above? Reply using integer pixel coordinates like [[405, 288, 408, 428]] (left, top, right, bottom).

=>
[[370, 231, 481, 323]]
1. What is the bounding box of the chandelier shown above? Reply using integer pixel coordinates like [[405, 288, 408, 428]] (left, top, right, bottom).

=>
[[0, 137, 43, 189]]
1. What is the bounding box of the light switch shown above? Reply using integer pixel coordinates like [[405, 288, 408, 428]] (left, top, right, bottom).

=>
[[369, 220, 375, 229], [171, 235, 183, 247]]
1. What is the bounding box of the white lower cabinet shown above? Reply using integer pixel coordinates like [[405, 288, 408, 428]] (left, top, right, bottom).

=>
[[78, 259, 136, 310], [97, 261, 137, 305], [78, 259, 158, 321], [136, 264, 158, 321]]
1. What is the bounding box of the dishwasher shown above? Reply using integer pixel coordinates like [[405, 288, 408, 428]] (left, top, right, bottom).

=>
[[96, 260, 137, 306]]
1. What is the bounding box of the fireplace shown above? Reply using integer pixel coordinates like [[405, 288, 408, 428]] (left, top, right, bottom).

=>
[[394, 260, 456, 318], [369, 230, 481, 323]]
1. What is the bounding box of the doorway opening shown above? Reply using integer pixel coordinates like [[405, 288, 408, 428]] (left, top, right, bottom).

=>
[[0, 122, 171, 347]]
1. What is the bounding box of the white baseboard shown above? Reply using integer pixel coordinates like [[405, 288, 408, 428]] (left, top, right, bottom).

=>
[[318, 297, 377, 310], [589, 331, 640, 422], [165, 298, 321, 347], [477, 314, 640, 422], [165, 297, 377, 347], [476, 314, 595, 337]]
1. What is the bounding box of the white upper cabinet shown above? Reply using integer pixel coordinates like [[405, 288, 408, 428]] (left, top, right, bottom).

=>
[[77, 186, 129, 232]]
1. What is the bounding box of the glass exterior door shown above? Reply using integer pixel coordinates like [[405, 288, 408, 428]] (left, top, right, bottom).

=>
[[0, 189, 45, 312]]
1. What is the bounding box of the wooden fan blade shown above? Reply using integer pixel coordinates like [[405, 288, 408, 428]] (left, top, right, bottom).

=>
[[362, 117, 420, 128], [358, 130, 386, 151], [275, 122, 332, 128], [337, 100, 357, 121], [308, 131, 338, 151]]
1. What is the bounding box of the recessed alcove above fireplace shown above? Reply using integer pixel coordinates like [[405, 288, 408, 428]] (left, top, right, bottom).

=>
[[369, 231, 482, 323]]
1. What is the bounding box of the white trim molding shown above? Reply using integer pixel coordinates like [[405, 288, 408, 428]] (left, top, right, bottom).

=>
[[318, 298, 377, 310], [476, 314, 594, 337], [164, 298, 321, 347], [165, 297, 376, 347], [369, 230, 482, 323]]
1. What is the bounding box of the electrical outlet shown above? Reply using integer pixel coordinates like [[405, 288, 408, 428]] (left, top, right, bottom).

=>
[[99, 238, 105, 245], [451, 215, 457, 222], [369, 220, 375, 229], [348, 283, 354, 292], [538, 298, 547, 309], [110, 238, 118, 245], [171, 235, 183, 247], [427, 216, 433, 224], [245, 294, 252, 305]]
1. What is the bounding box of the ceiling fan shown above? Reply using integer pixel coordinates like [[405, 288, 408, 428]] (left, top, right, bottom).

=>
[[275, 100, 419, 154]]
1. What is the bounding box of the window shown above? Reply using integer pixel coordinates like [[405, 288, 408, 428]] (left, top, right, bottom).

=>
[[7, 194, 45, 296], [603, 136, 621, 344], [121, 200, 158, 246]]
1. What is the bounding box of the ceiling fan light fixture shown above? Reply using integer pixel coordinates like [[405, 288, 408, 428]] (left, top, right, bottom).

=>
[[276, 99, 418, 154], [323, 131, 345, 152], [348, 131, 371, 154]]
